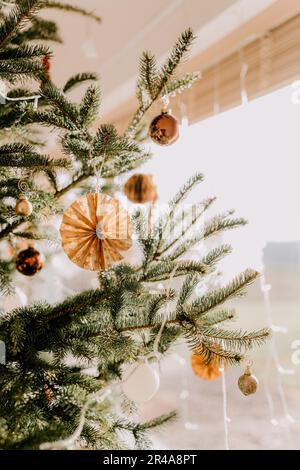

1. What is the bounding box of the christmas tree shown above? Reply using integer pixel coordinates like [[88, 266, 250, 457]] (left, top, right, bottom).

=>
[[0, 0, 269, 450]]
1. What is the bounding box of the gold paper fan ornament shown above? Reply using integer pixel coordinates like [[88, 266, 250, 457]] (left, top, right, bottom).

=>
[[60, 193, 132, 271]]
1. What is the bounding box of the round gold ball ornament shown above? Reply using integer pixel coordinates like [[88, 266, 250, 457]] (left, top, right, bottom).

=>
[[238, 364, 259, 396], [124, 174, 158, 204], [60, 193, 132, 271], [149, 110, 179, 146], [15, 195, 33, 217], [191, 349, 226, 381], [16, 246, 44, 276]]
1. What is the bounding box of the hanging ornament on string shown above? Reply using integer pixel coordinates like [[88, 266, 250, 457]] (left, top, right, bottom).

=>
[[60, 193, 132, 271], [238, 362, 259, 396], [191, 348, 226, 381], [16, 246, 44, 276], [122, 358, 160, 403], [149, 109, 179, 146], [124, 174, 158, 204], [15, 195, 33, 217]]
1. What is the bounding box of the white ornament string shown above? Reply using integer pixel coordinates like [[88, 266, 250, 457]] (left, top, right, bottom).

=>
[[220, 365, 230, 450], [151, 265, 178, 358], [220, 337, 230, 451], [161, 94, 170, 113], [239, 57, 249, 105], [238, 0, 249, 106], [213, 64, 220, 115], [262, 377, 279, 427]]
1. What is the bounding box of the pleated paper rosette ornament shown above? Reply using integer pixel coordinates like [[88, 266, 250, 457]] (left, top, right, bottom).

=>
[[191, 347, 227, 381], [60, 193, 132, 271]]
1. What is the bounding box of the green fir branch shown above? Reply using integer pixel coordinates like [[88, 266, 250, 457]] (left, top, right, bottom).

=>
[[0, 0, 41, 47], [63, 72, 98, 94]]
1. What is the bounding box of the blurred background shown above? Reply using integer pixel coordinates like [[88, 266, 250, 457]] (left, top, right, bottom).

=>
[[10, 0, 300, 450]]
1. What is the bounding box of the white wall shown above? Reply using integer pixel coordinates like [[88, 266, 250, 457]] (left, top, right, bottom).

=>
[[136, 84, 300, 276]]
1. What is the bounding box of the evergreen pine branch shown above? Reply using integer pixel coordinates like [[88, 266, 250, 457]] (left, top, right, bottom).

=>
[[11, 17, 62, 44], [40, 82, 81, 129], [0, 259, 14, 295], [0, 43, 50, 59], [177, 273, 199, 307], [139, 410, 177, 431], [165, 71, 199, 95], [23, 109, 79, 131], [0, 0, 41, 47], [157, 197, 216, 256], [0, 142, 69, 169], [100, 151, 151, 178], [93, 124, 143, 157], [126, 28, 196, 136], [158, 28, 196, 93], [200, 326, 270, 351], [42, 1, 101, 23], [138, 51, 159, 100], [142, 259, 209, 282], [184, 324, 270, 363], [63, 72, 98, 93], [139, 173, 205, 264], [186, 269, 260, 318], [147, 290, 175, 324], [79, 85, 101, 126], [62, 135, 90, 161], [198, 308, 237, 327], [166, 217, 245, 261], [190, 341, 244, 366], [169, 172, 204, 210], [0, 56, 44, 82]]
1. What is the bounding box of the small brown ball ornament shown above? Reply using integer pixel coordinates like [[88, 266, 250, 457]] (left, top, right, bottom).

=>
[[15, 196, 33, 217], [238, 365, 258, 396], [149, 111, 179, 146], [124, 174, 158, 203], [16, 247, 44, 276]]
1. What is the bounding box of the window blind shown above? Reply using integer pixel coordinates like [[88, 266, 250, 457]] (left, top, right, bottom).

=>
[[106, 12, 300, 132]]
